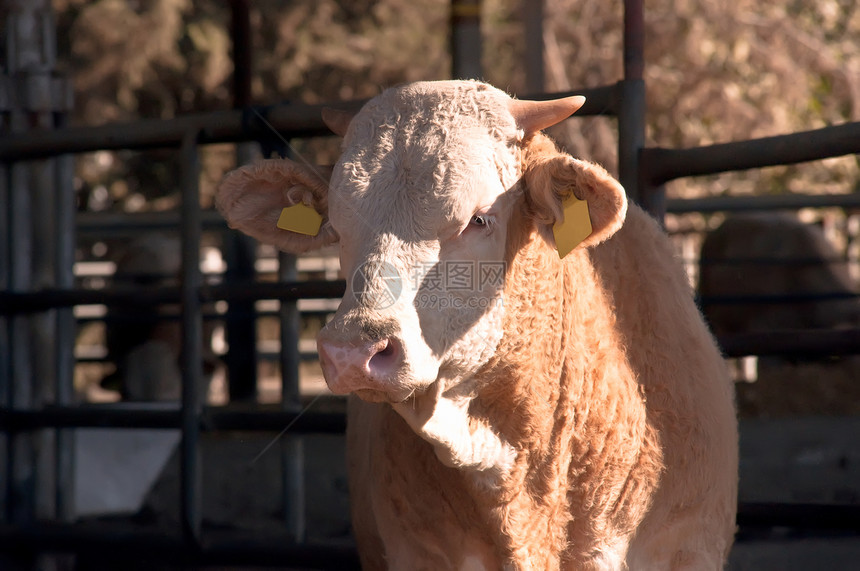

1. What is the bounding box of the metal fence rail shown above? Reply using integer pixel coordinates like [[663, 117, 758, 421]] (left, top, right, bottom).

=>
[[737, 503, 860, 532], [641, 121, 860, 219], [644, 122, 860, 187], [0, 280, 348, 315], [0, 406, 347, 433], [717, 328, 860, 359], [668, 191, 860, 214], [0, 85, 620, 163], [0, 522, 362, 568]]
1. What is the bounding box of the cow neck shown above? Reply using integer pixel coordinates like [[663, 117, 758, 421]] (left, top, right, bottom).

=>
[[467, 214, 662, 564], [474, 211, 648, 447], [474, 212, 577, 444]]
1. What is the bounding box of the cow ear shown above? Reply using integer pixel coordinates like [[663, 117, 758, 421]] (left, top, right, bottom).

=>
[[216, 158, 338, 253], [522, 136, 627, 256], [321, 107, 354, 137]]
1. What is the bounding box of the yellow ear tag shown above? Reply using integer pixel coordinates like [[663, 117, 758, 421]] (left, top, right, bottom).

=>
[[552, 196, 592, 258], [276, 203, 323, 236]]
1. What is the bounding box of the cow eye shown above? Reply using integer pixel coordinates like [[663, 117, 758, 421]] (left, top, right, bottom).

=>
[[463, 211, 495, 236]]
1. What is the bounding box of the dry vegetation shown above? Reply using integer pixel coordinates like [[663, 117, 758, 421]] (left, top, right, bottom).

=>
[[53, 0, 860, 209]]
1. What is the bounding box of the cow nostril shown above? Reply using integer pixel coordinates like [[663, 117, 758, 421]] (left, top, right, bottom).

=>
[[368, 337, 401, 375], [377, 340, 396, 358]]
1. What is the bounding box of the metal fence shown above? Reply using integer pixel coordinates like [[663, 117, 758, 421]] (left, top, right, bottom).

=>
[[2, 0, 860, 569]]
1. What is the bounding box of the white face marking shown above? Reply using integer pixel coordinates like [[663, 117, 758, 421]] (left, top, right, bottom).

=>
[[317, 81, 523, 401], [393, 387, 516, 479]]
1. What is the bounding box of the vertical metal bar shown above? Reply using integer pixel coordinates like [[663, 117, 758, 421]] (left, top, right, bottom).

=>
[[8, 130, 35, 530], [230, 0, 252, 108], [54, 145, 75, 522], [450, 0, 482, 79], [225, 0, 259, 403], [618, 0, 653, 217], [0, 55, 9, 523], [0, 9, 9, 523], [4, 1, 65, 540], [25, 2, 63, 529], [4, 0, 37, 527], [46, 72, 75, 571], [623, 0, 644, 82], [180, 130, 203, 545], [279, 253, 301, 406], [223, 224, 258, 402], [523, 0, 545, 93], [30, 150, 58, 525], [1, 161, 9, 524], [279, 251, 304, 542]]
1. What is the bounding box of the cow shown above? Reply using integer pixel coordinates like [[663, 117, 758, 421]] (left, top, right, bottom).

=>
[[101, 234, 218, 401], [216, 80, 737, 570], [699, 213, 860, 416], [699, 212, 860, 337]]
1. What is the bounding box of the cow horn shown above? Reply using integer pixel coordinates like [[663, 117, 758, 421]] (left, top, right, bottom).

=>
[[508, 95, 586, 135], [321, 107, 355, 137]]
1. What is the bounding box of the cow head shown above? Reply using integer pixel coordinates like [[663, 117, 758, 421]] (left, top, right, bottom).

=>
[[217, 80, 626, 404]]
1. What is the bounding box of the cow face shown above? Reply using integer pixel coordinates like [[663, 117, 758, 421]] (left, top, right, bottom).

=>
[[317, 82, 529, 403], [216, 80, 626, 404]]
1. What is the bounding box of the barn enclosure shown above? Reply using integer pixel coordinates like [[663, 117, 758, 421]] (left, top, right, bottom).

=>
[[2, 0, 860, 569]]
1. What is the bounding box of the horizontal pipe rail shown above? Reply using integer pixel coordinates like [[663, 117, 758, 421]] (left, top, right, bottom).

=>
[[717, 328, 860, 358], [643, 121, 860, 185], [0, 87, 617, 162], [0, 105, 338, 161], [0, 280, 348, 315], [73, 308, 336, 326], [737, 502, 860, 532], [0, 405, 346, 433], [0, 523, 361, 568], [668, 191, 860, 214], [75, 350, 320, 365], [76, 209, 227, 235], [700, 292, 859, 304]]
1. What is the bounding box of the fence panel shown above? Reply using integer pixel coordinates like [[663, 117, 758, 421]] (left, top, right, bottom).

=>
[[2, 0, 860, 568]]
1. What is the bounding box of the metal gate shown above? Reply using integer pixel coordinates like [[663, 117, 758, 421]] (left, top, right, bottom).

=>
[[2, 0, 860, 569]]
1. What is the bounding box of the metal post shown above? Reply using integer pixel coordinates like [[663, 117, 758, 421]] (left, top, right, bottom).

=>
[[617, 0, 655, 217], [3, 0, 74, 537], [0, 162, 8, 526], [54, 116, 75, 522], [451, 0, 482, 79], [523, 0, 545, 93], [622, 0, 644, 82], [225, 0, 259, 403], [0, 64, 9, 524], [29, 138, 58, 528], [3, 0, 54, 534], [180, 130, 204, 545], [230, 0, 252, 108], [279, 251, 305, 542], [223, 229, 258, 403]]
